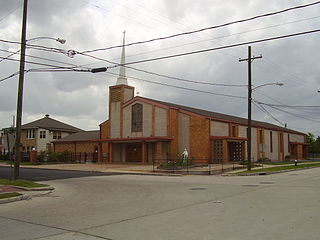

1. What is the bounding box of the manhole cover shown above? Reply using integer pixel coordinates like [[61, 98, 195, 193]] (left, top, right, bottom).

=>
[[259, 182, 274, 184], [190, 187, 207, 190], [242, 185, 259, 187]]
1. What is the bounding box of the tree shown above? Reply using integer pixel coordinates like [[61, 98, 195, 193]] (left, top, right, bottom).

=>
[[307, 133, 320, 154]]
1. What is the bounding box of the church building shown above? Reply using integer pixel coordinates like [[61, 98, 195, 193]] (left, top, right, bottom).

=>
[[54, 34, 308, 163], [96, 35, 308, 164]]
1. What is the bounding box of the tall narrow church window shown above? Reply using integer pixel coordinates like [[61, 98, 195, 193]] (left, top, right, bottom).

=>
[[270, 131, 273, 153], [132, 103, 143, 132]]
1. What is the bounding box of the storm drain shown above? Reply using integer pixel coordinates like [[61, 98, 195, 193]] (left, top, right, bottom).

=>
[[242, 185, 259, 187], [259, 182, 275, 184], [189, 187, 207, 191]]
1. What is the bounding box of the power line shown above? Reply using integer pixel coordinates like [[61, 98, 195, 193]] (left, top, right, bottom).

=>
[[108, 15, 320, 63], [0, 4, 22, 23], [109, 29, 320, 68], [105, 71, 247, 100], [0, 48, 84, 68], [256, 101, 320, 108], [263, 104, 320, 123], [253, 101, 284, 126], [81, 1, 320, 54], [0, 56, 87, 72], [78, 52, 247, 87]]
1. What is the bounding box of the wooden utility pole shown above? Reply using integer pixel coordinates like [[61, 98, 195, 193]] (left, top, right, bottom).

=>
[[239, 46, 262, 170], [14, 0, 28, 180]]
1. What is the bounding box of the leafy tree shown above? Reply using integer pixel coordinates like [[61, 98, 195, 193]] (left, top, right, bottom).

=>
[[307, 133, 320, 153]]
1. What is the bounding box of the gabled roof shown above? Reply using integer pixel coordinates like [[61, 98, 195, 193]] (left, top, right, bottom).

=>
[[133, 96, 305, 135], [22, 115, 83, 132], [52, 130, 100, 143]]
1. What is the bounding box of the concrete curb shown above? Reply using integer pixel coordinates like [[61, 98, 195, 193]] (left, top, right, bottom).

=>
[[0, 189, 53, 204], [0, 194, 28, 204], [6, 186, 55, 191], [223, 165, 320, 176]]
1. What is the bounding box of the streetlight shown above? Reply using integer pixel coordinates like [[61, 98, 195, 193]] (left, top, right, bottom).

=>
[[27, 36, 66, 44], [252, 82, 283, 91]]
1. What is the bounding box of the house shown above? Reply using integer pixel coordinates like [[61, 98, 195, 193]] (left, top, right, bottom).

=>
[[0, 128, 15, 155], [54, 35, 308, 163], [20, 114, 82, 153]]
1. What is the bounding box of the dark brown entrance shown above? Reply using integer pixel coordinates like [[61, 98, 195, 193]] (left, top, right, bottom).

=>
[[126, 144, 142, 162], [228, 142, 243, 162]]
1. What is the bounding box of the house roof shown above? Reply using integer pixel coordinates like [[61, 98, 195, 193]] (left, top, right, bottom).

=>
[[52, 130, 100, 143], [22, 115, 83, 132], [135, 96, 305, 135]]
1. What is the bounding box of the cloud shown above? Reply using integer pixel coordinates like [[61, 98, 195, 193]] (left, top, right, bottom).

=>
[[0, 0, 319, 136]]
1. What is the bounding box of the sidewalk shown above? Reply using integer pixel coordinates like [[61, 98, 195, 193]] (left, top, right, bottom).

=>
[[0, 162, 245, 175]]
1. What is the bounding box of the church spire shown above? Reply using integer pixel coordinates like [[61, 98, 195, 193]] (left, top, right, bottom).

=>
[[116, 30, 128, 85]]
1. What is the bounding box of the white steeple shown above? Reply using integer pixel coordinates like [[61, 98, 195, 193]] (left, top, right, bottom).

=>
[[116, 30, 128, 85]]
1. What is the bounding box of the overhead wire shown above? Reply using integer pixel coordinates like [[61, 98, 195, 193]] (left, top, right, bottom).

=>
[[79, 52, 247, 87], [261, 104, 320, 123], [0, 3, 22, 23], [109, 29, 320, 68], [253, 101, 285, 126], [80, 1, 320, 54], [105, 71, 247, 100]]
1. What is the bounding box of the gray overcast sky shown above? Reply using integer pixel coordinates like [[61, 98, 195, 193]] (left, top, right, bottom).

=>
[[0, 0, 319, 136]]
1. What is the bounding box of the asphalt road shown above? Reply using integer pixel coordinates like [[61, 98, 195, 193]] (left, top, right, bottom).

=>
[[1, 167, 320, 240], [0, 166, 120, 181]]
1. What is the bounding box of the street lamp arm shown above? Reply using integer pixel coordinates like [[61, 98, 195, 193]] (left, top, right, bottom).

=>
[[27, 36, 66, 44], [252, 82, 283, 91]]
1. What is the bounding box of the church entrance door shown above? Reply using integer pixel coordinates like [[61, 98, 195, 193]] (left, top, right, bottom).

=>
[[126, 144, 142, 162]]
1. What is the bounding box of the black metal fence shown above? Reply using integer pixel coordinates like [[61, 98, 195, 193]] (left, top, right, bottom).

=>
[[150, 157, 252, 175], [61, 152, 99, 163]]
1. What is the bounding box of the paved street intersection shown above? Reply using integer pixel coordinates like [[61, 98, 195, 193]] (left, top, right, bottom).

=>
[[1, 167, 320, 240]]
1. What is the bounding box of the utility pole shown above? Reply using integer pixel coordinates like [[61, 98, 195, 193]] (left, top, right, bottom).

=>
[[239, 46, 262, 170], [14, 0, 28, 180]]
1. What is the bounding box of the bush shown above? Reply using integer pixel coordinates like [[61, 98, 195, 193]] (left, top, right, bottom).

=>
[[37, 150, 71, 163], [257, 157, 271, 163], [0, 154, 8, 161], [37, 151, 47, 163]]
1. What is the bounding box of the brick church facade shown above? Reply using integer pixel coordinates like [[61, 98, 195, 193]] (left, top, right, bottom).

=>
[[54, 35, 308, 163]]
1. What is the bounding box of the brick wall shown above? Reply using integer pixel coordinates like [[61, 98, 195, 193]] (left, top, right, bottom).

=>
[[189, 115, 210, 163], [54, 142, 98, 154]]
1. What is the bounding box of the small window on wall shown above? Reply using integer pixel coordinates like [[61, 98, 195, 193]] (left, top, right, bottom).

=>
[[270, 131, 273, 153], [53, 131, 62, 139], [259, 129, 264, 143], [40, 131, 46, 139], [26, 129, 35, 139], [231, 125, 237, 137], [132, 103, 143, 132]]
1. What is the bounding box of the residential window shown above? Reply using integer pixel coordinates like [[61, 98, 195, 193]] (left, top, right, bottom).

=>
[[270, 131, 273, 153], [53, 131, 61, 139], [26, 129, 35, 139], [132, 103, 143, 132], [288, 134, 290, 153], [40, 131, 46, 139]]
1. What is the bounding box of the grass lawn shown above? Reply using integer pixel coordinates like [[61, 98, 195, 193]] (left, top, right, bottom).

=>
[[235, 162, 320, 174], [0, 179, 49, 188], [0, 160, 39, 165], [0, 192, 22, 199]]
